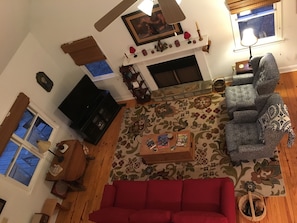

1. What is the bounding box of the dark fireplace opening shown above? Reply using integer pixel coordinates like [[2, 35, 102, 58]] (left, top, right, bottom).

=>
[[147, 55, 203, 88]]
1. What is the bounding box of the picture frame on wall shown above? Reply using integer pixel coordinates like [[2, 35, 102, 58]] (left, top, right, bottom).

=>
[[121, 4, 183, 46]]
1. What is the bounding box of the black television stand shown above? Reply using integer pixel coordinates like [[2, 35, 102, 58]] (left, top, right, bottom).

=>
[[70, 90, 121, 145]]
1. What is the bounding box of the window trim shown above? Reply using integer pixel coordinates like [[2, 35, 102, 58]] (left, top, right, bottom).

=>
[[0, 102, 58, 193], [230, 1, 283, 51]]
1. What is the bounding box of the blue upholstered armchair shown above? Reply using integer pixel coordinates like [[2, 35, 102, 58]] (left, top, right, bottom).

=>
[[225, 53, 280, 118], [225, 93, 295, 162]]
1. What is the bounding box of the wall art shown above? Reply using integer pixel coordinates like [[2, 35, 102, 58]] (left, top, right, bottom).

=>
[[122, 4, 183, 46]]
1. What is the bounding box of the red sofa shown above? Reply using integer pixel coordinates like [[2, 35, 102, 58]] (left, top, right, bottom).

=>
[[89, 178, 236, 223]]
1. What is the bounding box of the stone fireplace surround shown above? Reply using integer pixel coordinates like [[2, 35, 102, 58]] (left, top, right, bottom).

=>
[[123, 35, 212, 91]]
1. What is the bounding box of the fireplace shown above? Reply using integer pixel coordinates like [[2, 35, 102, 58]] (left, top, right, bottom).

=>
[[147, 55, 203, 88], [122, 35, 212, 91]]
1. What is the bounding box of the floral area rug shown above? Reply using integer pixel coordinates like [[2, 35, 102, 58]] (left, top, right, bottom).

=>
[[110, 93, 285, 197]]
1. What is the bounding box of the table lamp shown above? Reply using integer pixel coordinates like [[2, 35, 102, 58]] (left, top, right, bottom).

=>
[[241, 28, 258, 61], [37, 140, 64, 163]]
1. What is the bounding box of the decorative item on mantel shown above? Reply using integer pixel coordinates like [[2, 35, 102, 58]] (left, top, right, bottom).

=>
[[155, 40, 168, 52], [184, 31, 192, 44], [129, 46, 137, 57], [202, 40, 212, 53], [196, 22, 203, 41], [174, 40, 180, 47]]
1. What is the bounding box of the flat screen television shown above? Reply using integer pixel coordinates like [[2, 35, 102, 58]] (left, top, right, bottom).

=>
[[58, 75, 104, 123]]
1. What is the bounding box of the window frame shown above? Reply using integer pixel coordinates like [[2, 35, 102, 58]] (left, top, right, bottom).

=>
[[230, 1, 283, 51], [0, 102, 58, 192], [80, 59, 117, 82]]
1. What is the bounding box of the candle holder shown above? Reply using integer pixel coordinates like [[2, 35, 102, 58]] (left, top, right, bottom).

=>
[[195, 21, 203, 41], [197, 29, 203, 41]]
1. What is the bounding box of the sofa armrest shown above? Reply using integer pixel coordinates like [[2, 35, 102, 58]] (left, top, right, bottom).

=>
[[100, 184, 116, 208], [220, 178, 236, 223], [232, 73, 254, 85]]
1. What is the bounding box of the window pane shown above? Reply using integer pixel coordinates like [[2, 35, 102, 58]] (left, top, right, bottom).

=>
[[0, 141, 18, 174], [14, 109, 34, 139], [85, 60, 113, 77], [238, 5, 275, 40], [9, 147, 40, 186], [27, 117, 53, 147]]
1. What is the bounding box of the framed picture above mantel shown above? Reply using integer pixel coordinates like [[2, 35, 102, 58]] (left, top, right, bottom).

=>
[[122, 4, 183, 46]]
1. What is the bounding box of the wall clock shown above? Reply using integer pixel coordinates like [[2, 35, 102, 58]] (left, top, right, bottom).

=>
[[36, 72, 53, 92]]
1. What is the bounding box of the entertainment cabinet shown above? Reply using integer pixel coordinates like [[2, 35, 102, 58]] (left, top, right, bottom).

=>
[[58, 75, 121, 145], [70, 90, 121, 144]]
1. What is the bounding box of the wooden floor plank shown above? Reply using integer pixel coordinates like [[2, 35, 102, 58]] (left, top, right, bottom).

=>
[[55, 73, 297, 223]]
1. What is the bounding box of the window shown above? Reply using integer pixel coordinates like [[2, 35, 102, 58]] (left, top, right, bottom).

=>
[[0, 106, 56, 189], [230, 2, 282, 49], [61, 36, 117, 82], [80, 59, 116, 82]]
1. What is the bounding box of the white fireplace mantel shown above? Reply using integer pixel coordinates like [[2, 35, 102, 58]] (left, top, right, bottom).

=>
[[122, 35, 212, 91]]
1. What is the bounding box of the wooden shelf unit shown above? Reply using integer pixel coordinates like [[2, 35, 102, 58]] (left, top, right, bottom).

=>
[[120, 65, 151, 104]]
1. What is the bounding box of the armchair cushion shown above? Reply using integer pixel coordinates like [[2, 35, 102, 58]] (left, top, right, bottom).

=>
[[225, 123, 260, 153]]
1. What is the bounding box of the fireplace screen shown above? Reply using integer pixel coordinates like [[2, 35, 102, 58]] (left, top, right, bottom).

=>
[[147, 55, 203, 88]]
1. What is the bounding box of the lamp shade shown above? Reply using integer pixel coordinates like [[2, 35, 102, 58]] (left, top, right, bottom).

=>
[[241, 28, 258, 47], [37, 140, 51, 153]]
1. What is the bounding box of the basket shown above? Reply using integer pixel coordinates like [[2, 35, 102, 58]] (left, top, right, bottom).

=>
[[213, 78, 226, 93], [238, 191, 266, 222]]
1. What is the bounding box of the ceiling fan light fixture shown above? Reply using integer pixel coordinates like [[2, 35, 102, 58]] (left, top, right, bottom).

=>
[[138, 0, 154, 16]]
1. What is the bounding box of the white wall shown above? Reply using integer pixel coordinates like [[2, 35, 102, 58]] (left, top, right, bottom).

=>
[[0, 0, 31, 75], [0, 34, 79, 223], [28, 0, 297, 101]]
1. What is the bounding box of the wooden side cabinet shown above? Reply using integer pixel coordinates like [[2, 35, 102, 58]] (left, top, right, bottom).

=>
[[235, 60, 253, 74], [120, 65, 151, 104]]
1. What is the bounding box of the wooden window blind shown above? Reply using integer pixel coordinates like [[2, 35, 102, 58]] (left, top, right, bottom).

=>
[[0, 92, 30, 156], [226, 0, 280, 14], [61, 36, 106, 66]]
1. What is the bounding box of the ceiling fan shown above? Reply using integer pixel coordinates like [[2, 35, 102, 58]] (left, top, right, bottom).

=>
[[94, 0, 186, 32]]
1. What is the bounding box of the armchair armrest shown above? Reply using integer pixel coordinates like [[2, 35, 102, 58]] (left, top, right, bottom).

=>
[[238, 144, 265, 153], [232, 110, 258, 123], [232, 73, 254, 86]]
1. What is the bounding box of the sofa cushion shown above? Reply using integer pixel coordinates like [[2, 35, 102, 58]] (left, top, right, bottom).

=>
[[130, 209, 172, 223], [172, 211, 228, 223], [182, 178, 224, 212], [147, 180, 183, 211], [89, 207, 136, 223], [113, 181, 147, 209]]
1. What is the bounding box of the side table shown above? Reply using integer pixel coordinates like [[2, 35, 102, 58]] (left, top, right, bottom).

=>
[[45, 140, 89, 190], [235, 60, 253, 74]]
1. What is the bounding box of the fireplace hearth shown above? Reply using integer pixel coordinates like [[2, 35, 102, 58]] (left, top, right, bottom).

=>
[[147, 55, 202, 88]]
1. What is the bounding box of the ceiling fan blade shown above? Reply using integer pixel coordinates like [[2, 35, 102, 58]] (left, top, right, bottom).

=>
[[158, 0, 186, 24], [94, 0, 137, 32]]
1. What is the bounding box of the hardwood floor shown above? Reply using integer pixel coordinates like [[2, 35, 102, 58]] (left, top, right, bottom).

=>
[[55, 71, 297, 223]]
